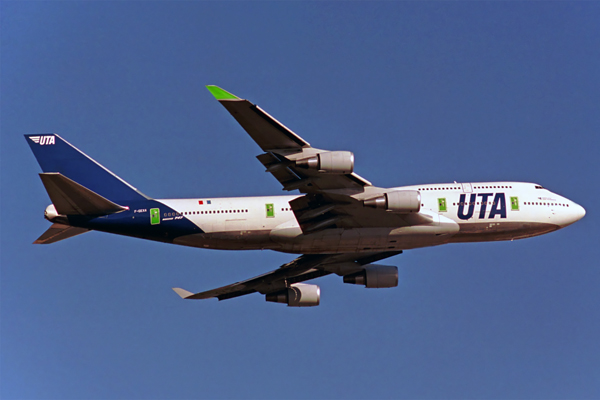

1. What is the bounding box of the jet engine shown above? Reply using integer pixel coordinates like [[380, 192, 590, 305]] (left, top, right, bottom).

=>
[[265, 283, 321, 307], [296, 151, 354, 174], [343, 264, 398, 288], [363, 190, 421, 213]]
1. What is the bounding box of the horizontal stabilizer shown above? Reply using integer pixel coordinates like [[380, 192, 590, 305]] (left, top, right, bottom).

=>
[[34, 223, 89, 244], [39, 173, 127, 216]]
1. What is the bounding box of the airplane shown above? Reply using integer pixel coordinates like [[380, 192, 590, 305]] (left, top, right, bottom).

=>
[[25, 86, 586, 307]]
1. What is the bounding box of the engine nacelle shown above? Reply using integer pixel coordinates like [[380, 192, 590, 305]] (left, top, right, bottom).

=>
[[296, 151, 354, 174], [343, 264, 398, 288], [363, 190, 420, 213], [265, 283, 320, 307]]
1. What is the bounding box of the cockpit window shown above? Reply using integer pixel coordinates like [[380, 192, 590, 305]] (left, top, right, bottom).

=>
[[535, 185, 544, 189]]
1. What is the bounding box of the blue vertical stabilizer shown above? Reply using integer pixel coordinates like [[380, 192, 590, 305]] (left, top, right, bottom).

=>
[[25, 134, 149, 204]]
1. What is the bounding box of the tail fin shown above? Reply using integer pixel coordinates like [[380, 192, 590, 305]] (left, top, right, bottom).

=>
[[25, 134, 149, 204]]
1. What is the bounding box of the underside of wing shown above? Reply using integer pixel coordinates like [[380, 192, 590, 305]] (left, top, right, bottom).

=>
[[173, 254, 332, 301], [172, 251, 401, 305]]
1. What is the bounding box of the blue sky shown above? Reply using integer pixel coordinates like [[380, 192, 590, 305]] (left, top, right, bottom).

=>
[[2, 2, 599, 399]]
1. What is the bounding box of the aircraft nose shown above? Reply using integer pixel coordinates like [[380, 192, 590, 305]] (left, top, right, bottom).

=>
[[560, 202, 586, 227], [572, 203, 586, 222]]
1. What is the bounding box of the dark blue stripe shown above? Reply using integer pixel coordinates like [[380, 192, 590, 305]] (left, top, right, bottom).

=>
[[67, 200, 204, 242]]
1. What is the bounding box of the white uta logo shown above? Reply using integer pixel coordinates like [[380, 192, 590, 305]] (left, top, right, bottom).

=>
[[29, 135, 56, 145]]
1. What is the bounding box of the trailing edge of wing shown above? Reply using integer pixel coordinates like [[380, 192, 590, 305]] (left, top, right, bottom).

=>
[[256, 152, 371, 193]]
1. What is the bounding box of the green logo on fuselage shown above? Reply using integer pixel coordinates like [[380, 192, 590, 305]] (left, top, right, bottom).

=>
[[266, 204, 275, 218], [438, 198, 447, 212], [150, 208, 160, 225]]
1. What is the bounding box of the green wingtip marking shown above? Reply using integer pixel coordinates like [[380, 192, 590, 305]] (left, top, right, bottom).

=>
[[206, 85, 240, 100]]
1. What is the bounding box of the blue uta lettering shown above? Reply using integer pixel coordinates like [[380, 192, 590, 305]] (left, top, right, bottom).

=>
[[457, 193, 506, 220]]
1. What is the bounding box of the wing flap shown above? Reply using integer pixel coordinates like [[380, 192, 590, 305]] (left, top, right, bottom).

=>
[[289, 191, 415, 233], [256, 153, 301, 187], [256, 151, 370, 193]]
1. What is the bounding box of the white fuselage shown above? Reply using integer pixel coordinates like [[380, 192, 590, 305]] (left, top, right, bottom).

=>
[[156, 181, 585, 254]]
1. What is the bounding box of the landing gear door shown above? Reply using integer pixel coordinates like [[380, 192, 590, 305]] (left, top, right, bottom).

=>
[[461, 183, 473, 193]]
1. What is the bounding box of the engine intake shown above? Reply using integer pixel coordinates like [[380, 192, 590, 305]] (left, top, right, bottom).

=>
[[265, 283, 320, 307], [363, 190, 420, 213], [296, 151, 354, 174], [343, 264, 398, 288]]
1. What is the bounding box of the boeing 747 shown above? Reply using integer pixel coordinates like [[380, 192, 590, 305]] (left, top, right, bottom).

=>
[[25, 86, 585, 307]]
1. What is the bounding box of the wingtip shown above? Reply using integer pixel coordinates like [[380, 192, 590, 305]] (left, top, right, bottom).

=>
[[206, 85, 240, 100], [172, 287, 194, 299]]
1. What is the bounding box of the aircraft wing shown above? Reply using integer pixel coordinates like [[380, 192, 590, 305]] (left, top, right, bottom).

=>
[[206, 86, 310, 151], [208, 86, 432, 234], [207, 86, 371, 193], [173, 251, 400, 301]]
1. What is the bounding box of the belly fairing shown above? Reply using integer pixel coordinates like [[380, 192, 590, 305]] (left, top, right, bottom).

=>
[[451, 221, 560, 242], [269, 213, 460, 254]]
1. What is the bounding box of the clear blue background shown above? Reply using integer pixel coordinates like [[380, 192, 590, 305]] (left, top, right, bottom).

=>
[[2, 2, 599, 399]]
